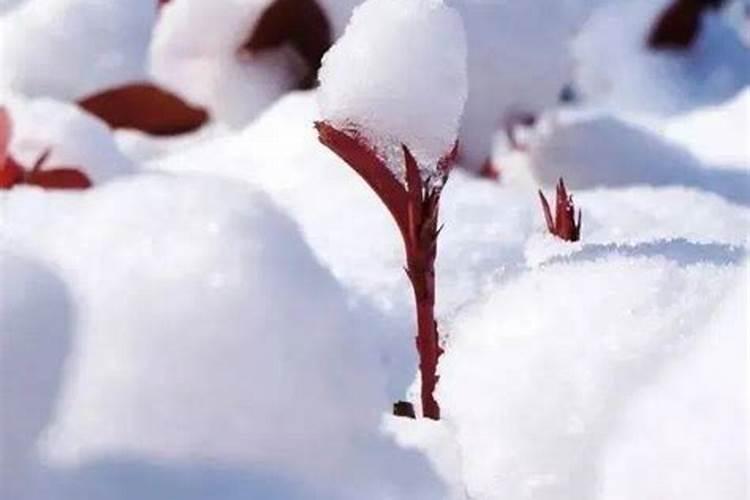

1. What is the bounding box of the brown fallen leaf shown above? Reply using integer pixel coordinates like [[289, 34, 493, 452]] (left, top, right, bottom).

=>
[[78, 82, 209, 136]]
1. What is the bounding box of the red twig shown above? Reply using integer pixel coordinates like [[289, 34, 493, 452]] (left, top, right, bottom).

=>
[[316, 121, 453, 420], [539, 178, 581, 242], [0, 108, 91, 191]]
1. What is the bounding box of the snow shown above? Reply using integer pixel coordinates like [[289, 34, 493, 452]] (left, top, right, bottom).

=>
[[450, 0, 600, 171], [434, 252, 743, 500], [659, 87, 750, 168], [0, 251, 73, 500], [0, 1, 748, 499], [572, 0, 750, 114], [3, 96, 135, 184], [0, 0, 155, 100], [149, 0, 365, 128], [600, 267, 747, 500], [149, 0, 301, 127], [0, 174, 443, 499], [318, 0, 468, 178], [523, 110, 750, 206]]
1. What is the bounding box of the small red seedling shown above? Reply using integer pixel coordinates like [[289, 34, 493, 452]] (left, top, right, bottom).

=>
[[0, 108, 91, 191], [316, 122, 456, 421], [539, 178, 582, 242]]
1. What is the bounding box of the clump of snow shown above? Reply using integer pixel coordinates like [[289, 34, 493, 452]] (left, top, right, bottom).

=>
[[0, 174, 442, 499], [0, 251, 73, 500], [572, 0, 750, 114], [449, 0, 599, 171], [435, 250, 743, 500], [3, 96, 135, 183], [149, 0, 306, 127], [318, 0, 468, 179], [0, 0, 155, 99]]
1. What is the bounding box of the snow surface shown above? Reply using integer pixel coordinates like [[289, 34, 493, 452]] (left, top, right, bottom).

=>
[[149, 0, 300, 127], [449, 0, 601, 171], [434, 252, 744, 500], [318, 0, 468, 179], [572, 0, 750, 114], [0, 0, 155, 100], [0, 174, 442, 500], [0, 251, 73, 500], [0, 1, 748, 499], [3, 96, 135, 183]]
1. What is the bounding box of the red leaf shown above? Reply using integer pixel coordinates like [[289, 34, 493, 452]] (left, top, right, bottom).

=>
[[315, 121, 410, 239], [26, 168, 92, 190], [0, 156, 24, 190], [647, 0, 727, 50], [316, 120, 451, 420], [0, 107, 10, 164], [78, 82, 209, 136]]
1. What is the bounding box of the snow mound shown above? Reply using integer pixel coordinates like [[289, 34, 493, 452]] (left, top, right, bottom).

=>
[[437, 249, 744, 500], [526, 112, 750, 206], [450, 0, 598, 171], [600, 265, 747, 500], [4, 96, 135, 184], [149, 0, 304, 127], [0, 252, 73, 500], [0, 0, 155, 99], [660, 87, 750, 169], [0, 174, 441, 499], [572, 0, 750, 114], [318, 0, 468, 178]]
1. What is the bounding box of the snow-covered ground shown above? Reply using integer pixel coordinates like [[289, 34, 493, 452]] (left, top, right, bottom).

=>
[[1, 0, 747, 499]]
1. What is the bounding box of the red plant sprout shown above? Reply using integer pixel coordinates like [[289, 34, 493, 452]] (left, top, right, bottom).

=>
[[0, 108, 91, 191], [316, 121, 456, 421], [478, 159, 500, 181], [539, 178, 582, 242]]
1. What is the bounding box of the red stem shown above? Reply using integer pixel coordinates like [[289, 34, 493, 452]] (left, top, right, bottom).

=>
[[317, 122, 448, 419]]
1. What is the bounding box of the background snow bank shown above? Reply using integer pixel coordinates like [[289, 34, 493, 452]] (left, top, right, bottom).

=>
[[435, 251, 745, 500], [0, 252, 73, 500], [3, 96, 135, 183], [572, 0, 750, 114], [149, 0, 300, 127], [0, 175, 442, 499], [450, 0, 600, 171], [0, 0, 155, 99]]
